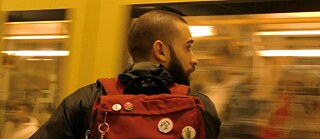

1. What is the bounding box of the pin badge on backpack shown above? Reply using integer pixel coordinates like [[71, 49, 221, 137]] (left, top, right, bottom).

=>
[[124, 102, 133, 111], [112, 104, 122, 111], [182, 126, 196, 139], [158, 118, 174, 134]]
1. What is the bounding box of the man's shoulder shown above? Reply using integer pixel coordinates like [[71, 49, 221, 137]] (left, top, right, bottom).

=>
[[189, 90, 220, 118], [189, 90, 212, 103], [63, 82, 103, 107], [189, 90, 221, 138]]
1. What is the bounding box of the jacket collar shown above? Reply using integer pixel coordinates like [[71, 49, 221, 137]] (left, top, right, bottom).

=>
[[118, 62, 175, 94]]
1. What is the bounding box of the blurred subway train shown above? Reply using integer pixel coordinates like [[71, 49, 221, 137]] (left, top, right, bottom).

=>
[[0, 0, 320, 138]]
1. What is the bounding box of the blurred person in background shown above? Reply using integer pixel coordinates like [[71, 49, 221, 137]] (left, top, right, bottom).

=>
[[1, 100, 39, 139], [30, 10, 221, 139]]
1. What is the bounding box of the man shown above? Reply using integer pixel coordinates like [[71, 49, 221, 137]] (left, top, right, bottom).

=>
[[30, 10, 221, 139], [1, 101, 39, 139]]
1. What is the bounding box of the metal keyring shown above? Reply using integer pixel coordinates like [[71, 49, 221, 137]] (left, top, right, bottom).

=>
[[98, 123, 110, 133]]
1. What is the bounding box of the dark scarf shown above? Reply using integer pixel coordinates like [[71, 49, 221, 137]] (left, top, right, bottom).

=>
[[118, 62, 175, 95]]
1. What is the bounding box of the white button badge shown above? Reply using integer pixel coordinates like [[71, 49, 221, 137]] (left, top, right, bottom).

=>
[[112, 104, 122, 111], [182, 126, 196, 139], [157, 118, 174, 134]]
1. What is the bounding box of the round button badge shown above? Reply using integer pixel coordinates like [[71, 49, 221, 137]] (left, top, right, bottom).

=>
[[124, 102, 133, 111], [182, 126, 196, 139], [112, 104, 122, 111], [158, 118, 174, 134]]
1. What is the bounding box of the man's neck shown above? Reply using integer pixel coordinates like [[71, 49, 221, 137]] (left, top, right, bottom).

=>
[[132, 62, 160, 70]]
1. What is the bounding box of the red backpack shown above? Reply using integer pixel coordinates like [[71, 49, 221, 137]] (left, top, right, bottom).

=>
[[85, 78, 206, 139]]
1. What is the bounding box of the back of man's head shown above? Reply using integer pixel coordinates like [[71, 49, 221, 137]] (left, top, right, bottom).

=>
[[128, 10, 187, 62]]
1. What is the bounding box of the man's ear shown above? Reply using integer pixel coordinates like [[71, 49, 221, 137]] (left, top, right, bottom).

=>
[[152, 40, 168, 62]]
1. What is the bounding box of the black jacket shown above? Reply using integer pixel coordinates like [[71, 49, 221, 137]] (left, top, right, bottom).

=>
[[30, 63, 221, 139]]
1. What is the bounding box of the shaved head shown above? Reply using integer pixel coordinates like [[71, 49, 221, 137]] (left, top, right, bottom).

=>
[[128, 10, 187, 62]]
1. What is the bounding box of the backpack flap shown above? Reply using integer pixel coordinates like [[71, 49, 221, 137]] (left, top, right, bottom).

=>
[[92, 94, 205, 139], [99, 94, 196, 115], [88, 78, 206, 139]]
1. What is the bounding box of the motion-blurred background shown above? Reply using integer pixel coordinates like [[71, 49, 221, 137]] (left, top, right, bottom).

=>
[[1, 0, 320, 138]]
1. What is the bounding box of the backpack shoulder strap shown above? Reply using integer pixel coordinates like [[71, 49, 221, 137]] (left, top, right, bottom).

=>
[[98, 78, 124, 95], [169, 83, 190, 95]]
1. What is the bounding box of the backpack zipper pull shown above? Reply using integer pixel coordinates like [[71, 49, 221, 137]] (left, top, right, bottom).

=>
[[85, 130, 91, 139], [98, 112, 109, 139], [103, 111, 108, 123]]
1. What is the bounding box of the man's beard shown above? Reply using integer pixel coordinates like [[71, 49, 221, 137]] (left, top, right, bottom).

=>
[[167, 49, 190, 85]]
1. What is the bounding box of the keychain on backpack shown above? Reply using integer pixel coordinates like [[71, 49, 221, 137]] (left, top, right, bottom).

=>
[[98, 112, 109, 139]]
